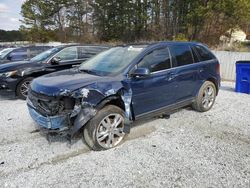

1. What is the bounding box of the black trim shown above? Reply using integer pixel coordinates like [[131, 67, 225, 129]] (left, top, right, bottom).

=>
[[236, 61, 250, 64], [135, 98, 194, 120]]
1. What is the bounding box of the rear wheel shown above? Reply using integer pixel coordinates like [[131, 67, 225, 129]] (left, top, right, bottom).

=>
[[16, 77, 33, 100], [83, 105, 126, 151], [192, 81, 217, 112]]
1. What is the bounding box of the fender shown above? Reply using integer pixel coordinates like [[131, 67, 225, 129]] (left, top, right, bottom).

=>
[[70, 89, 133, 137]]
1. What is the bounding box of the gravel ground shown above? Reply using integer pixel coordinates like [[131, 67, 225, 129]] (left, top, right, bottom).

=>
[[0, 82, 249, 188]]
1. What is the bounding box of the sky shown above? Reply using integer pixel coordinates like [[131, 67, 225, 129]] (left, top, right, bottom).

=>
[[0, 0, 24, 30]]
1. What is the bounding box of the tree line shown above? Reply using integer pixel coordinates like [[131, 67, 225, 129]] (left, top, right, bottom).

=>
[[20, 0, 250, 45], [0, 30, 25, 42]]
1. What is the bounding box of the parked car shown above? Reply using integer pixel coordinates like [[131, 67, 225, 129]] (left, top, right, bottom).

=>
[[27, 42, 221, 150], [0, 48, 16, 58], [0, 46, 52, 64], [0, 45, 109, 99]]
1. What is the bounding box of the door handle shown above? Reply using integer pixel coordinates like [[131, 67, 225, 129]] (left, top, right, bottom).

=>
[[199, 69, 204, 73], [167, 72, 176, 81]]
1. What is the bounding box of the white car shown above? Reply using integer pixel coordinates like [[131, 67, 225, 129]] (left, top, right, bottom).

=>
[[0, 48, 15, 59]]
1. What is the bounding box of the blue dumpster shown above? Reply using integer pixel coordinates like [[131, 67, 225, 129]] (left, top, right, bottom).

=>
[[236, 61, 250, 94]]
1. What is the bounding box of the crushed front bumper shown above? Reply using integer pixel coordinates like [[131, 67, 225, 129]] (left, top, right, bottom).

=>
[[27, 105, 70, 130]]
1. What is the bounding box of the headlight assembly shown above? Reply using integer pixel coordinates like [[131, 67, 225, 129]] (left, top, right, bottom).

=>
[[0, 70, 18, 77]]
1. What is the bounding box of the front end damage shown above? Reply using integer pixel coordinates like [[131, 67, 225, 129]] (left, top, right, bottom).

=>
[[27, 83, 133, 138]]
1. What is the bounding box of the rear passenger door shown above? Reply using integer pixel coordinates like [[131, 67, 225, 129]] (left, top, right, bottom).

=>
[[169, 45, 200, 102]]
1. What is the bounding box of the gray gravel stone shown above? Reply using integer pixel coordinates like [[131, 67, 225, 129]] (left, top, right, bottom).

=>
[[0, 82, 249, 188]]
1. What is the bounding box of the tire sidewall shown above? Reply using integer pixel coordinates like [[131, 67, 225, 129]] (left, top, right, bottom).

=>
[[16, 77, 33, 100], [197, 81, 217, 112], [83, 105, 126, 151]]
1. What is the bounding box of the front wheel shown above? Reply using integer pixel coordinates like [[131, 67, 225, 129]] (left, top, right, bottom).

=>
[[16, 77, 33, 100], [192, 81, 217, 112], [83, 105, 126, 151]]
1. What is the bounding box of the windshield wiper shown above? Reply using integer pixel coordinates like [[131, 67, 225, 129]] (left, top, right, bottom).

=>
[[79, 69, 98, 75]]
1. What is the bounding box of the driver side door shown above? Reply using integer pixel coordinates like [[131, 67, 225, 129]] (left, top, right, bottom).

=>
[[129, 46, 178, 117]]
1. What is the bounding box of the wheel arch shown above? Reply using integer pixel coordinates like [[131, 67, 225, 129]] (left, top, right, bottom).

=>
[[206, 77, 219, 95], [97, 95, 125, 112], [15, 71, 42, 96], [15, 76, 31, 95], [96, 93, 135, 122]]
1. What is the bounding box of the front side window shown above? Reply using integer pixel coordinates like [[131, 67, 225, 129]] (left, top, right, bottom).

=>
[[54, 47, 77, 61], [195, 45, 214, 61], [171, 45, 194, 67], [138, 47, 171, 73]]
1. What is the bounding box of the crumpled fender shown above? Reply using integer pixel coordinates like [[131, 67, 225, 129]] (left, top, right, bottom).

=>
[[62, 80, 133, 136]]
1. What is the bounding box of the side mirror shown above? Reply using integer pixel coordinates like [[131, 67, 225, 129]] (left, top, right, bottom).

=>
[[51, 57, 61, 65], [7, 55, 12, 61], [130, 68, 150, 78]]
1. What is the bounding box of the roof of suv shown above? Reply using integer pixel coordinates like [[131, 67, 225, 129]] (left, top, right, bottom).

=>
[[120, 41, 203, 48], [55, 44, 110, 48]]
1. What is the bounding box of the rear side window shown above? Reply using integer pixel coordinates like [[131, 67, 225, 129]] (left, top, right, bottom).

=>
[[28, 46, 44, 54], [171, 45, 193, 67], [194, 45, 214, 61], [138, 47, 171, 73], [78, 47, 105, 59]]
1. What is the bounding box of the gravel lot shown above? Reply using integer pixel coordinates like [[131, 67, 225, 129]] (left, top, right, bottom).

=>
[[0, 82, 249, 188]]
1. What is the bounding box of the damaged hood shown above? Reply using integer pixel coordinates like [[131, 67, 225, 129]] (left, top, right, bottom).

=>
[[31, 69, 116, 96]]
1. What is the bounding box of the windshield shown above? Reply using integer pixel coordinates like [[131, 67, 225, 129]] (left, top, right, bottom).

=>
[[0, 48, 14, 59], [79, 46, 144, 76], [30, 47, 61, 62]]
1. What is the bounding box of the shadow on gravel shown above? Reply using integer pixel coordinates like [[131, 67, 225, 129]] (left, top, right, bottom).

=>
[[35, 117, 164, 148], [0, 90, 16, 101]]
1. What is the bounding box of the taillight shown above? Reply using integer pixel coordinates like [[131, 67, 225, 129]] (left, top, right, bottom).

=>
[[216, 63, 220, 75]]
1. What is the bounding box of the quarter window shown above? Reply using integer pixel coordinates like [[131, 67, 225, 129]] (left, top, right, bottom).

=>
[[138, 47, 171, 73], [55, 47, 77, 61], [195, 45, 214, 61], [171, 45, 194, 66]]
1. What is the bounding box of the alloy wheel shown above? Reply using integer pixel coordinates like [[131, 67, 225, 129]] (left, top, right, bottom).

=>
[[20, 80, 31, 98], [202, 85, 215, 109], [96, 113, 125, 149]]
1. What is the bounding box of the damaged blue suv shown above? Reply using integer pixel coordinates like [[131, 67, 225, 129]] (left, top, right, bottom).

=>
[[27, 42, 221, 150]]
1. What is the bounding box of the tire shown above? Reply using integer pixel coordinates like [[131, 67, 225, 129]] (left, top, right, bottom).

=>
[[192, 81, 217, 112], [83, 105, 126, 151], [16, 77, 33, 100]]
